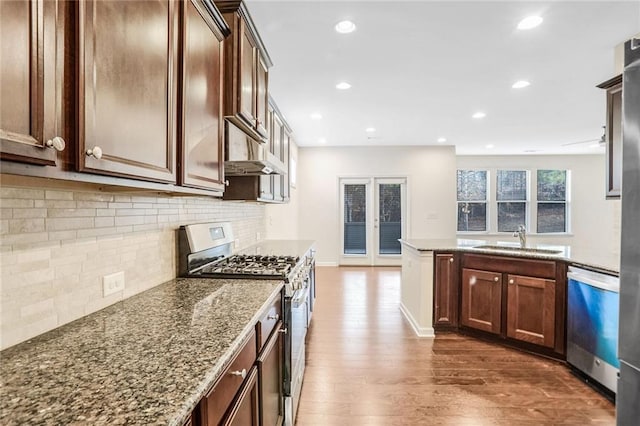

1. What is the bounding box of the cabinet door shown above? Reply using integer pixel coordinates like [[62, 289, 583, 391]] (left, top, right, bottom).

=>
[[0, 0, 58, 165], [271, 114, 283, 201], [461, 268, 502, 334], [238, 20, 257, 128], [259, 106, 274, 200], [258, 322, 284, 426], [78, 0, 177, 182], [506, 274, 556, 348], [434, 253, 458, 327], [255, 55, 269, 138], [224, 366, 259, 426], [281, 131, 290, 201], [179, 0, 225, 191]]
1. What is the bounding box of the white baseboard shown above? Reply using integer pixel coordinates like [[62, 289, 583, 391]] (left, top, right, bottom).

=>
[[399, 302, 435, 338], [316, 262, 338, 267]]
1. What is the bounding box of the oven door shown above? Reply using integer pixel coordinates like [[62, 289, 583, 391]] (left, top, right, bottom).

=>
[[289, 286, 308, 419]]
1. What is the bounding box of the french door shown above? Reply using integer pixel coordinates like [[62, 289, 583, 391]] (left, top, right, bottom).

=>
[[339, 177, 407, 266]]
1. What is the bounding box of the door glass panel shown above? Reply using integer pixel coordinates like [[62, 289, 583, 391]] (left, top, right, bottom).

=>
[[378, 183, 401, 254], [344, 184, 366, 254]]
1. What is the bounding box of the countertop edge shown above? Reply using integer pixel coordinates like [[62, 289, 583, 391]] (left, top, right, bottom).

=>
[[399, 239, 619, 275]]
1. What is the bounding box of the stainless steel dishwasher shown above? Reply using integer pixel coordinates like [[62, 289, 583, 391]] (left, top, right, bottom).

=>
[[567, 266, 620, 393]]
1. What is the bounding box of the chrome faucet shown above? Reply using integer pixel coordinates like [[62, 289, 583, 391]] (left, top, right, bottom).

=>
[[513, 225, 526, 248]]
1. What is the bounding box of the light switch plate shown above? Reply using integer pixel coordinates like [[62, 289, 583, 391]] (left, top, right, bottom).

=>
[[103, 271, 125, 297]]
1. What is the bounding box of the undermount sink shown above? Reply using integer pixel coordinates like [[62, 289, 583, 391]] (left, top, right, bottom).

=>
[[473, 245, 562, 255]]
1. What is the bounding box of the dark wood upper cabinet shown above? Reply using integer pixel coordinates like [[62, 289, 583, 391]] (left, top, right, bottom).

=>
[[0, 0, 61, 166], [506, 274, 556, 348], [215, 0, 272, 141], [281, 129, 291, 202], [271, 113, 283, 202], [178, 0, 230, 191], [77, 0, 178, 183], [597, 75, 622, 199]]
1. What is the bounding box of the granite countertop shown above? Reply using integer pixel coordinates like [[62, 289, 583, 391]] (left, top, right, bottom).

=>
[[399, 238, 619, 275], [0, 278, 284, 425], [237, 240, 316, 259]]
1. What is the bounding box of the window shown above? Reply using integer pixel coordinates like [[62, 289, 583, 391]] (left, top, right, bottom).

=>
[[456, 167, 570, 235], [457, 170, 488, 232], [537, 170, 567, 233], [496, 170, 528, 232]]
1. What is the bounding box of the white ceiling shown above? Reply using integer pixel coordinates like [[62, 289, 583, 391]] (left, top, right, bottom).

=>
[[246, 1, 640, 155]]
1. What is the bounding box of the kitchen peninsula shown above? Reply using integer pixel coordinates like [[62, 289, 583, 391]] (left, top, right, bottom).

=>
[[400, 238, 619, 357]]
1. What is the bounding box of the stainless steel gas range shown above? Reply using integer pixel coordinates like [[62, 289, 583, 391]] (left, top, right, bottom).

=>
[[177, 222, 315, 425]]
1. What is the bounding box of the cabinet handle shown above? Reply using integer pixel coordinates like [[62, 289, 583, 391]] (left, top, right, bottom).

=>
[[86, 146, 103, 159], [229, 368, 247, 379], [494, 277, 499, 282], [46, 136, 66, 152], [267, 314, 279, 321], [449, 258, 454, 263], [509, 279, 514, 284], [278, 328, 288, 335]]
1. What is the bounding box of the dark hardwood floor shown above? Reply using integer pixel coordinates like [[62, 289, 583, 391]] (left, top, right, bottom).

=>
[[297, 266, 615, 425]]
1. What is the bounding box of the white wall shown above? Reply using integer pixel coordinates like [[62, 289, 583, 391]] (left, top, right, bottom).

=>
[[293, 146, 457, 265], [456, 154, 621, 257]]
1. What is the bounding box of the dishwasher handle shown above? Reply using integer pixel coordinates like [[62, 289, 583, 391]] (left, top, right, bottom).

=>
[[567, 271, 620, 293]]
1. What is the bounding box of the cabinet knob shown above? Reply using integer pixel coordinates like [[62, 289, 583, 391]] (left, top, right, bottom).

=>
[[494, 276, 499, 282], [86, 146, 103, 159], [278, 328, 288, 335], [449, 258, 454, 263], [267, 314, 279, 321], [229, 368, 247, 379], [46, 136, 66, 152], [509, 279, 514, 284], [224, 180, 230, 187]]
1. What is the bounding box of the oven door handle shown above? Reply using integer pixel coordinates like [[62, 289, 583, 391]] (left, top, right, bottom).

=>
[[292, 288, 309, 306]]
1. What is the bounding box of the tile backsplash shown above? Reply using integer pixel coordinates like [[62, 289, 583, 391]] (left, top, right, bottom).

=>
[[0, 187, 265, 350]]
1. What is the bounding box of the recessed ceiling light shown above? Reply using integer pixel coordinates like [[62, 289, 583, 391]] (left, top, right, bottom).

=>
[[335, 20, 356, 34], [318, 138, 327, 144], [472, 112, 486, 119], [437, 137, 447, 143], [336, 82, 352, 90], [485, 144, 495, 149], [512, 80, 531, 89], [310, 113, 323, 120], [517, 16, 543, 30], [365, 127, 376, 132]]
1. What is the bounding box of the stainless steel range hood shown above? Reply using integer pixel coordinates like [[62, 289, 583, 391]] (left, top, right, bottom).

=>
[[224, 121, 285, 176]]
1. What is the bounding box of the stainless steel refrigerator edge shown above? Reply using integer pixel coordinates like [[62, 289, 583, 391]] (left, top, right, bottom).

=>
[[618, 38, 640, 426]]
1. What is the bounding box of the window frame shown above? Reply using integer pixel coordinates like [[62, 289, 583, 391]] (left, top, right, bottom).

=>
[[495, 169, 530, 234], [534, 169, 571, 234], [456, 169, 490, 234]]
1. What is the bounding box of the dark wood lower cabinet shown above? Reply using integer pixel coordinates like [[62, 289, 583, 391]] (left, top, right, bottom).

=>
[[258, 322, 284, 426], [224, 366, 259, 426], [461, 268, 502, 334], [449, 254, 566, 358], [434, 253, 458, 328], [506, 274, 556, 348]]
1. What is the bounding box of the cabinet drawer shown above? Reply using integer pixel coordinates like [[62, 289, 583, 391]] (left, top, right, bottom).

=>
[[257, 296, 282, 350], [463, 254, 556, 279], [201, 330, 257, 426]]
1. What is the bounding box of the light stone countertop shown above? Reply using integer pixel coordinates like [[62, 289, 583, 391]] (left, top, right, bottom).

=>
[[0, 278, 284, 425], [400, 238, 619, 275]]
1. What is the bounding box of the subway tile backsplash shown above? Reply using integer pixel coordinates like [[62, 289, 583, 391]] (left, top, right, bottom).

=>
[[0, 187, 265, 350]]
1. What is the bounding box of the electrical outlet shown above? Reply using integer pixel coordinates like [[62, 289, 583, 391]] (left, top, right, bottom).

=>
[[256, 232, 261, 241], [103, 271, 125, 297], [234, 239, 240, 249]]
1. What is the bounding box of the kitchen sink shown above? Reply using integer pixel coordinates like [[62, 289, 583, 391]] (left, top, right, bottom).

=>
[[473, 245, 563, 255]]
